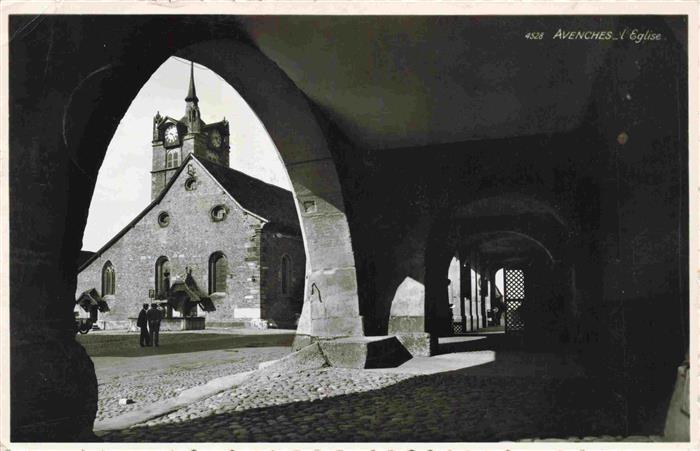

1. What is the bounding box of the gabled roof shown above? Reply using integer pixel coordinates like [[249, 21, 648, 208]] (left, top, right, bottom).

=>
[[76, 288, 110, 312], [203, 121, 229, 134], [168, 272, 216, 313], [197, 157, 299, 229], [78, 154, 300, 272]]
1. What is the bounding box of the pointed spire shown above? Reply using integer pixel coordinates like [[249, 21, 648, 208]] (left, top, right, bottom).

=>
[[185, 61, 198, 103]]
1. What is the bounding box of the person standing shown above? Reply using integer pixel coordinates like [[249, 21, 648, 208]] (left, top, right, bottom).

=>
[[147, 303, 163, 347], [137, 303, 150, 347]]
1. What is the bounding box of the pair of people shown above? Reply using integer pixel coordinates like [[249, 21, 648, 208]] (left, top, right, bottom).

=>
[[137, 303, 163, 347]]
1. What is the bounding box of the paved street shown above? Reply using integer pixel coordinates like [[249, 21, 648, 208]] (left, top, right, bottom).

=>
[[78, 329, 294, 422], [93, 332, 658, 442]]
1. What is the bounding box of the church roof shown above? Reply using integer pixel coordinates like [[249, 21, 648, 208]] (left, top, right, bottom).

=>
[[203, 121, 228, 132], [78, 154, 300, 272], [197, 156, 299, 229], [179, 114, 206, 130]]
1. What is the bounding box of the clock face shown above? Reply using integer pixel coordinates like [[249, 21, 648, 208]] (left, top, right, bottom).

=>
[[164, 125, 179, 146], [210, 129, 222, 148]]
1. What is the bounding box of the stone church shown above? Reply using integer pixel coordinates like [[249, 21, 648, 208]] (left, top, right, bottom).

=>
[[75, 63, 305, 330]]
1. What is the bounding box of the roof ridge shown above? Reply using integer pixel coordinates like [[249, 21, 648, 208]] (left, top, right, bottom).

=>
[[195, 155, 293, 194]]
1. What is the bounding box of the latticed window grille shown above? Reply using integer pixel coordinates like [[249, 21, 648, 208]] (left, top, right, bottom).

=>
[[504, 269, 525, 299], [504, 269, 525, 332]]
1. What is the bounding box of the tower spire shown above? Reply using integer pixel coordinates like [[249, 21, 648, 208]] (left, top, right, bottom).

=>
[[184, 60, 202, 134], [185, 61, 198, 104]]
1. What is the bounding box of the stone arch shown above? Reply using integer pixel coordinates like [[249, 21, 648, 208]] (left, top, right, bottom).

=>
[[422, 193, 572, 338], [11, 24, 364, 439], [75, 38, 364, 342], [173, 41, 365, 350], [453, 192, 569, 228]]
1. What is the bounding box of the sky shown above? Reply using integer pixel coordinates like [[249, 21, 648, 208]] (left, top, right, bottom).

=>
[[82, 57, 291, 251]]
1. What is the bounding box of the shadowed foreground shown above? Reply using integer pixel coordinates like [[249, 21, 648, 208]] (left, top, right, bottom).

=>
[[99, 335, 636, 443]]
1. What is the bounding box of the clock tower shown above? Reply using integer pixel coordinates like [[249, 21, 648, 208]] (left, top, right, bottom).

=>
[[150, 61, 231, 199]]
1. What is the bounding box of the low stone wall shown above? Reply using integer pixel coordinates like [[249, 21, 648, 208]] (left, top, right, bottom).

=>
[[208, 319, 269, 329], [112, 317, 207, 331], [97, 320, 134, 331]]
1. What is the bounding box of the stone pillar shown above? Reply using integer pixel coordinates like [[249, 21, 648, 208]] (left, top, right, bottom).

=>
[[388, 276, 432, 356], [460, 258, 473, 331], [10, 160, 99, 441], [10, 19, 105, 439], [488, 270, 498, 327], [291, 159, 364, 349], [464, 259, 477, 331], [424, 245, 454, 338], [583, 23, 687, 432], [478, 265, 488, 329]]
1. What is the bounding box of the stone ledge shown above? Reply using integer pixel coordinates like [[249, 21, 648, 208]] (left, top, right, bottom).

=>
[[318, 336, 412, 369], [285, 335, 414, 370], [394, 332, 433, 357]]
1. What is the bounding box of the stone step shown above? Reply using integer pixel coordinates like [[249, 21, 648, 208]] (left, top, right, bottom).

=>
[[318, 335, 412, 369]]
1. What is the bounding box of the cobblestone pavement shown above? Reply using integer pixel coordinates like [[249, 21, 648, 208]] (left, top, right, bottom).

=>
[[95, 346, 289, 422], [101, 363, 630, 442]]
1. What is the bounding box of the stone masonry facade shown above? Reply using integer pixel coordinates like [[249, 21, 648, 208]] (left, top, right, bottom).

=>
[[76, 64, 305, 329], [260, 224, 306, 327], [76, 156, 305, 328]]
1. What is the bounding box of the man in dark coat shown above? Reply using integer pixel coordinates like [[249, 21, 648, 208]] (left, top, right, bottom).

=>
[[146, 303, 163, 347], [137, 303, 150, 347]]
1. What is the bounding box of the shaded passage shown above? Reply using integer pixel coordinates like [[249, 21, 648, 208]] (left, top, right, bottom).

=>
[[101, 351, 627, 442]]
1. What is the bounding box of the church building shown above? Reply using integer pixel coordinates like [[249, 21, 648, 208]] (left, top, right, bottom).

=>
[[75, 63, 305, 330]]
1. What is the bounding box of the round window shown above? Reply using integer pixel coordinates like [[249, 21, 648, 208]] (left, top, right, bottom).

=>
[[210, 205, 227, 222], [157, 211, 170, 227], [185, 177, 197, 191]]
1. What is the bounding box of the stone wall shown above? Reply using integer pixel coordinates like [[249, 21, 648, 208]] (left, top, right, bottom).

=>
[[260, 225, 306, 327]]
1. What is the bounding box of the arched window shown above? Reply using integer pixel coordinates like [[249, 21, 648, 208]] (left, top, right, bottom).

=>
[[281, 254, 292, 295], [155, 256, 170, 299], [166, 149, 180, 169], [102, 261, 115, 296], [209, 252, 228, 294]]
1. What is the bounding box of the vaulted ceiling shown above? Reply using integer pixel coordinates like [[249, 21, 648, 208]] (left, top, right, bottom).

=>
[[237, 16, 620, 150]]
